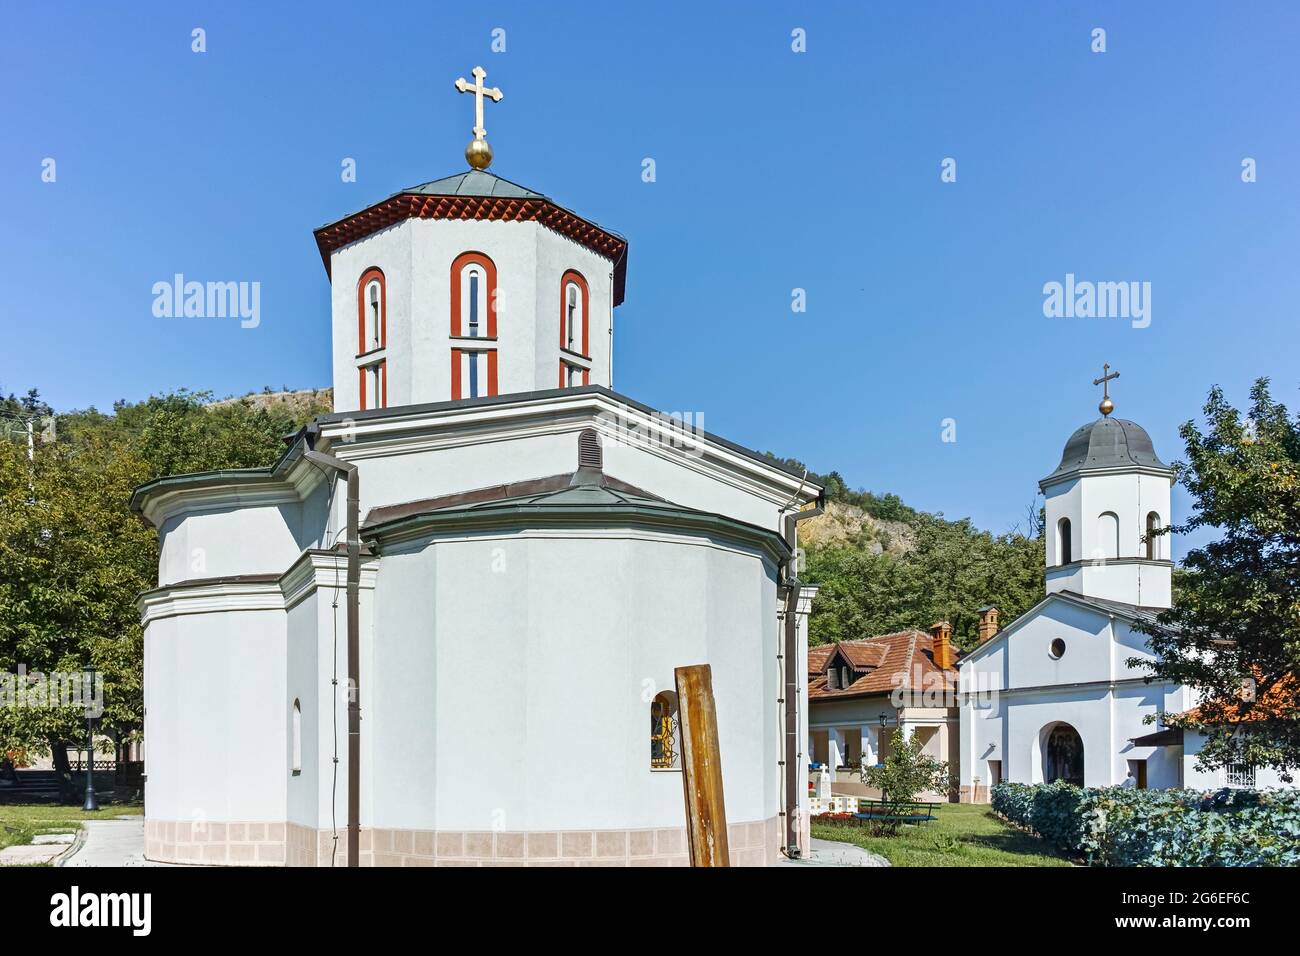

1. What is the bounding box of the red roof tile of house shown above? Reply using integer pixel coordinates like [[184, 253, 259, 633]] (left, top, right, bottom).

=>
[[807, 630, 958, 701]]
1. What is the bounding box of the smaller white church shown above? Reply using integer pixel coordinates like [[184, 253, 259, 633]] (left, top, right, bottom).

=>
[[958, 375, 1294, 799]]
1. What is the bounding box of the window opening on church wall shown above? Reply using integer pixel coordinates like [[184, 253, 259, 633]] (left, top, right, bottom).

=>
[[650, 691, 680, 770]]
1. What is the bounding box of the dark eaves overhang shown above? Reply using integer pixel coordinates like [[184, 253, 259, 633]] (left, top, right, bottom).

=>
[[1130, 727, 1184, 748], [312, 189, 629, 306], [128, 427, 315, 522], [362, 499, 791, 565]]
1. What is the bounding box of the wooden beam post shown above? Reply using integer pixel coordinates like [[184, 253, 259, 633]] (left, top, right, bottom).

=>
[[674, 664, 730, 867]]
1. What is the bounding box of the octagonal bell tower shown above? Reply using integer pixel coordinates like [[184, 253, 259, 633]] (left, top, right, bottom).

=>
[[312, 66, 628, 414], [1038, 370, 1175, 608]]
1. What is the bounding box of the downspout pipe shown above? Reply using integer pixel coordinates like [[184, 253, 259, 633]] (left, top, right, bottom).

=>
[[304, 450, 361, 868], [781, 488, 824, 859]]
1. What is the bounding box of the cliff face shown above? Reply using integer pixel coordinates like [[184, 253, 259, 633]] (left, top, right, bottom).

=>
[[797, 499, 915, 555], [210, 387, 333, 418]]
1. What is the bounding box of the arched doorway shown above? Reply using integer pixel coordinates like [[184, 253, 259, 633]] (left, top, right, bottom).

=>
[[1040, 722, 1084, 785]]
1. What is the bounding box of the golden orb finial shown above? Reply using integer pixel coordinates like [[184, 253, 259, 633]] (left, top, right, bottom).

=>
[[1099, 396, 1114, 417], [466, 138, 493, 170]]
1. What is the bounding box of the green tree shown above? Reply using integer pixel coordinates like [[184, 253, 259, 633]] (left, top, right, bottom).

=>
[[0, 423, 152, 777], [861, 729, 951, 830], [0, 387, 330, 787], [804, 514, 1043, 649], [1132, 380, 1300, 779]]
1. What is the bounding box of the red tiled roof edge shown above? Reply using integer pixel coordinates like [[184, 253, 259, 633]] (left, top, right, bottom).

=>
[[313, 194, 629, 282]]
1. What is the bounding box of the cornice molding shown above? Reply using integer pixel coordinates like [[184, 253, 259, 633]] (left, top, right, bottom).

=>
[[317, 390, 812, 509], [139, 579, 285, 626], [280, 550, 380, 610]]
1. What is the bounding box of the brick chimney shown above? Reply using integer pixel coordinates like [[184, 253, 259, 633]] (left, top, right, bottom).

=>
[[930, 621, 953, 670], [978, 606, 1000, 644]]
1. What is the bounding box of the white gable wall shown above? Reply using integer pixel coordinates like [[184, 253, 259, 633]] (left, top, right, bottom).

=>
[[960, 597, 1189, 796]]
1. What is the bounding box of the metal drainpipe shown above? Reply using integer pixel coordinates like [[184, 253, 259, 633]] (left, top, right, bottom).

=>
[[304, 450, 361, 868], [781, 492, 824, 859]]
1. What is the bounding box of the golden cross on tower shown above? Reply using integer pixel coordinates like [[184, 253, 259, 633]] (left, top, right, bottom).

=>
[[454, 65, 503, 171], [1093, 363, 1120, 417]]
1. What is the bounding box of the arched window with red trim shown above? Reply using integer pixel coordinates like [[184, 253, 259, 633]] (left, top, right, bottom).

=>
[[560, 270, 589, 357], [358, 268, 385, 355], [357, 268, 387, 410], [451, 252, 497, 339], [450, 252, 498, 399]]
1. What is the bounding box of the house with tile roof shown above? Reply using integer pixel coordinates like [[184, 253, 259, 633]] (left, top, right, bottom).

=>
[[807, 621, 964, 800]]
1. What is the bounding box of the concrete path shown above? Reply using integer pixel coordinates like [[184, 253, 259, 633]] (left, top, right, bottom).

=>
[[776, 837, 889, 867], [0, 831, 75, 866], [60, 817, 171, 867], [0, 842, 68, 866]]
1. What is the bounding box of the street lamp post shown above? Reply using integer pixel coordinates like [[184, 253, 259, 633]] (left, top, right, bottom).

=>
[[877, 712, 894, 804], [82, 666, 98, 812]]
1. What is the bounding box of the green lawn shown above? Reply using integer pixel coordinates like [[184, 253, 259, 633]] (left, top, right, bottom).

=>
[[0, 802, 143, 852], [812, 804, 1072, 867]]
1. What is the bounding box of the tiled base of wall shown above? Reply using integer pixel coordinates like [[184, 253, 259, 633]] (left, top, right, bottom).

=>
[[151, 817, 781, 867], [144, 819, 286, 865], [959, 785, 990, 804]]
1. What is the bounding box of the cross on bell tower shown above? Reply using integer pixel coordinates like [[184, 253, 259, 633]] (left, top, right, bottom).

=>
[[1093, 363, 1120, 417], [454, 65, 504, 171]]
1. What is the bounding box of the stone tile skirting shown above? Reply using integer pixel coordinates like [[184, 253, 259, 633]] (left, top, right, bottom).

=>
[[149, 816, 781, 867], [144, 819, 286, 866]]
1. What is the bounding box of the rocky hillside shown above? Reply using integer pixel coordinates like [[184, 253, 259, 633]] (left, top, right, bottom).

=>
[[797, 499, 916, 555], [209, 387, 333, 419]]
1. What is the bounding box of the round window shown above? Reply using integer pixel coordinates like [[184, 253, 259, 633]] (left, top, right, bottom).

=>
[[1049, 638, 1066, 660]]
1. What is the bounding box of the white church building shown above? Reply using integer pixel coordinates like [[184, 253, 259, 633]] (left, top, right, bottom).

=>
[[131, 69, 822, 866], [958, 385, 1293, 800]]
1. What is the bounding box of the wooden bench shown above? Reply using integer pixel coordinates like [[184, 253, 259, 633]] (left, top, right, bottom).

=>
[[852, 799, 938, 824]]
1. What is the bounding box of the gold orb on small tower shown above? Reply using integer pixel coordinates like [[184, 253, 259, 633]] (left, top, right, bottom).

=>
[[454, 65, 503, 172]]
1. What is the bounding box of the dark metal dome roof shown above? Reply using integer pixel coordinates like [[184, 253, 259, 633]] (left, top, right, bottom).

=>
[[1040, 418, 1170, 486]]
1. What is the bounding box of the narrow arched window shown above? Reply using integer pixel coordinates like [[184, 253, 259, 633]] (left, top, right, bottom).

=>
[[1057, 517, 1072, 565], [466, 267, 484, 337], [559, 270, 589, 358], [356, 268, 387, 411], [291, 699, 302, 776], [650, 691, 680, 770], [357, 268, 385, 354], [450, 252, 499, 399], [1098, 512, 1120, 560], [1145, 511, 1160, 560]]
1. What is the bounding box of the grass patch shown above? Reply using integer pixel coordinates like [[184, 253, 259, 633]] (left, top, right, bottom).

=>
[[0, 802, 143, 852], [811, 804, 1072, 867]]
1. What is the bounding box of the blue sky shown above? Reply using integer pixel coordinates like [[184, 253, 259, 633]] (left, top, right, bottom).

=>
[[3, 2, 1298, 557]]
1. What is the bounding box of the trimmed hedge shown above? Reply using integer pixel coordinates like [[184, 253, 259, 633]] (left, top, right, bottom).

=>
[[991, 781, 1300, 866]]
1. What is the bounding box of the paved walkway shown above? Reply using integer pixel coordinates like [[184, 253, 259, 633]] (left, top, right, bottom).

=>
[[60, 817, 170, 867], [776, 838, 889, 867]]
